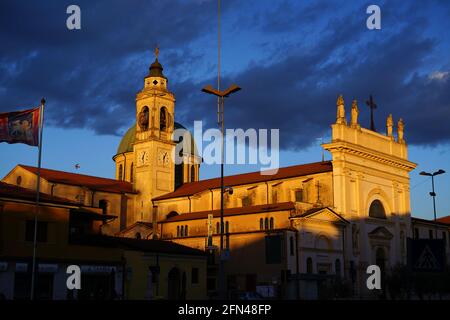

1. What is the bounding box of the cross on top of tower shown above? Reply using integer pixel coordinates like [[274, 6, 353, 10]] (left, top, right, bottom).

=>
[[366, 94, 377, 131], [155, 45, 159, 59]]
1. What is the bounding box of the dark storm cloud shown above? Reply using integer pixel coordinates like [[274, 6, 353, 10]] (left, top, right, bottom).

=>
[[1, 0, 449, 149], [174, 1, 450, 150], [0, 0, 230, 135]]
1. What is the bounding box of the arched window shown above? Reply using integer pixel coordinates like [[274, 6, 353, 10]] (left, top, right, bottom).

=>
[[130, 163, 134, 183], [306, 257, 313, 274], [265, 218, 269, 230], [335, 259, 341, 277], [167, 211, 179, 219], [118, 164, 123, 181], [135, 232, 141, 240], [369, 199, 386, 219], [185, 225, 188, 237], [138, 106, 149, 131], [289, 236, 294, 256], [260, 218, 263, 230], [190, 166, 195, 182], [175, 163, 183, 188], [160, 107, 167, 131], [177, 226, 180, 237], [180, 226, 184, 237], [269, 217, 274, 230]]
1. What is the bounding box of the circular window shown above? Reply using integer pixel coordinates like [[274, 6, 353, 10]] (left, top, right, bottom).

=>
[[16, 176, 22, 186]]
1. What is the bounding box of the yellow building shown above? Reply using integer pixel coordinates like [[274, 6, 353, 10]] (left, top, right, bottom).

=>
[[0, 181, 207, 300]]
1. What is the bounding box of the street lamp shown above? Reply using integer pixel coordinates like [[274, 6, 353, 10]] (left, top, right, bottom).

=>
[[420, 169, 446, 236], [202, 84, 241, 299]]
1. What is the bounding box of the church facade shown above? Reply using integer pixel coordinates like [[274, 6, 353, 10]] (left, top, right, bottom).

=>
[[107, 54, 418, 298], [3, 53, 448, 299]]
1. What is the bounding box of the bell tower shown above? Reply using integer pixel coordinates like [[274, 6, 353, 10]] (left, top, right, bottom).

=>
[[133, 47, 176, 222]]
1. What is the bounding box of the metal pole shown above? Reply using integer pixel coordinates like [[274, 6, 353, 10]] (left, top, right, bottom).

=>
[[431, 175, 436, 221], [431, 175, 438, 238], [31, 98, 45, 300], [216, 0, 226, 300], [219, 96, 225, 299]]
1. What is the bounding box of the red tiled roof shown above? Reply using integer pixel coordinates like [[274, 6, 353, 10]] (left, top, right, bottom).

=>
[[412, 216, 450, 227], [160, 202, 296, 223], [154, 161, 332, 201], [70, 234, 206, 256], [0, 181, 77, 205], [19, 165, 135, 194], [435, 216, 450, 225]]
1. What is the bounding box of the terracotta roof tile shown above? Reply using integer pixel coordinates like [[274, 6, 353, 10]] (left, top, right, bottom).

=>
[[160, 202, 296, 223], [436, 216, 450, 225], [0, 181, 77, 205], [154, 161, 332, 201], [70, 234, 205, 256], [19, 165, 135, 194], [412, 216, 450, 227]]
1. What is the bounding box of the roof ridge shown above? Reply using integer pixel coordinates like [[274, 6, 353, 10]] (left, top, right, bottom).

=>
[[0, 181, 77, 204], [154, 161, 333, 201], [180, 160, 332, 186], [19, 164, 124, 183]]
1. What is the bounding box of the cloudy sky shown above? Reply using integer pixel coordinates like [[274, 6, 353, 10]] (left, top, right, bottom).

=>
[[1, 0, 449, 219]]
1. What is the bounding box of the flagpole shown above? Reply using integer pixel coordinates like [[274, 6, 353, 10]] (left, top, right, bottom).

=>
[[30, 98, 45, 300]]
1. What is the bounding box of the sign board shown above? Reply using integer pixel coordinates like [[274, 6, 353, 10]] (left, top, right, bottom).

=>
[[38, 263, 58, 273], [15, 263, 28, 272], [81, 265, 116, 274], [407, 238, 446, 272]]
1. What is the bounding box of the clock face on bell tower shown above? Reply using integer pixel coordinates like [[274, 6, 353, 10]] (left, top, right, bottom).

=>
[[137, 150, 150, 166]]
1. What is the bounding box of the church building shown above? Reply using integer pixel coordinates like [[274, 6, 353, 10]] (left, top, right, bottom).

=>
[[3, 51, 448, 299]]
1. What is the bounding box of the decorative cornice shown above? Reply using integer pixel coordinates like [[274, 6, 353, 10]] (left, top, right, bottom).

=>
[[323, 140, 417, 171]]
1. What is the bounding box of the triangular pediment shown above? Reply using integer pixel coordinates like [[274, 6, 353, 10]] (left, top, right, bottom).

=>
[[115, 221, 154, 239], [292, 207, 349, 224], [368, 226, 393, 240]]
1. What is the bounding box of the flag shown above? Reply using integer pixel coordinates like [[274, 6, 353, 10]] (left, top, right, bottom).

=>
[[0, 107, 40, 146]]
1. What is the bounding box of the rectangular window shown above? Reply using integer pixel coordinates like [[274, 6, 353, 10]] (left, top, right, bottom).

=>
[[25, 220, 48, 243], [265, 235, 282, 264], [295, 190, 303, 202], [429, 229, 434, 239], [414, 228, 419, 239], [191, 268, 199, 284]]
